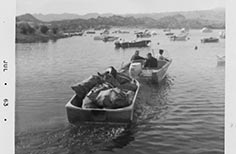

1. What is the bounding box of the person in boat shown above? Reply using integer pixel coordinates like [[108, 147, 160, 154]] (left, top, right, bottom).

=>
[[144, 53, 158, 68], [158, 49, 169, 61], [130, 50, 145, 62]]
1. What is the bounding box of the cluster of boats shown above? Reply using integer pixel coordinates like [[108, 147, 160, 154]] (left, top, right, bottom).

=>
[[65, 27, 225, 124]]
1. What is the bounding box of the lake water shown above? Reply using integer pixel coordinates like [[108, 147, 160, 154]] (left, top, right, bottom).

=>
[[16, 29, 225, 154]]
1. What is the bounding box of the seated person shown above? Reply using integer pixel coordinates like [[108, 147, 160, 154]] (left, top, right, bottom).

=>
[[130, 50, 145, 62], [158, 49, 169, 61], [144, 53, 158, 68]]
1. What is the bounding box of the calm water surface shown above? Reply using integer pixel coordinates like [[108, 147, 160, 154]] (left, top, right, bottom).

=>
[[16, 29, 225, 154]]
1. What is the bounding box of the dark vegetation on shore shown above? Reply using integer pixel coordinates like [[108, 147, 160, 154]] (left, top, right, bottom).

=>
[[16, 9, 225, 43]]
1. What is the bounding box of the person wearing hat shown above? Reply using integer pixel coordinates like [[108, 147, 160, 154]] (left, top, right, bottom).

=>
[[144, 53, 158, 68]]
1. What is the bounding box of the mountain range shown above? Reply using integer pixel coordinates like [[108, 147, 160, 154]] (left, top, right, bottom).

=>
[[32, 8, 225, 23]]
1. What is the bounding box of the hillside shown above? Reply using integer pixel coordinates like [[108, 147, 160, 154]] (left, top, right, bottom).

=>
[[16, 13, 43, 23], [32, 8, 224, 23], [16, 10, 225, 43], [49, 14, 224, 30]]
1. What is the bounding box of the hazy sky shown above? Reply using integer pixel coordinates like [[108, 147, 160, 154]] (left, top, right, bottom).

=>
[[16, 0, 225, 15]]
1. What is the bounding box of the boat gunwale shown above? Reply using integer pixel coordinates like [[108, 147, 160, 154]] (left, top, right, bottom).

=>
[[140, 59, 172, 77], [65, 79, 140, 112]]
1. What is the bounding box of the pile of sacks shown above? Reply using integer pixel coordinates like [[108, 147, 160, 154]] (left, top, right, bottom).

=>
[[71, 67, 137, 109]]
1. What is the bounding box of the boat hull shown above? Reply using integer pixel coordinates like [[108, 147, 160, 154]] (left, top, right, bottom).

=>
[[115, 40, 151, 48], [201, 38, 219, 43], [140, 59, 172, 83], [65, 80, 140, 124]]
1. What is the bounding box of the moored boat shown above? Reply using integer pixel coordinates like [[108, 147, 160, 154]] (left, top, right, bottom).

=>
[[102, 36, 119, 42], [86, 31, 96, 34], [165, 32, 174, 36], [163, 28, 171, 32], [216, 55, 225, 65], [201, 27, 213, 33], [115, 40, 151, 48], [201, 37, 219, 43], [66, 70, 140, 124], [94, 35, 105, 40], [219, 31, 225, 39], [170, 33, 189, 41]]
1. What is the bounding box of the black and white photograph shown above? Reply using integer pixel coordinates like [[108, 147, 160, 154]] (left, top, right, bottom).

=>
[[10, 0, 229, 153]]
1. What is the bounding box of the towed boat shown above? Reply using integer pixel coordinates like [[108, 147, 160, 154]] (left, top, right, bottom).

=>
[[66, 73, 140, 124], [115, 40, 151, 48], [201, 37, 219, 43]]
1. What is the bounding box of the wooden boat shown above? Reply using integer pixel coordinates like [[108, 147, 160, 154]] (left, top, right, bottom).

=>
[[115, 40, 151, 48], [201, 37, 219, 43], [65, 79, 140, 124]]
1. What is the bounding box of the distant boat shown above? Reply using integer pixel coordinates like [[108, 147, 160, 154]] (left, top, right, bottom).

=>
[[136, 30, 151, 38], [201, 37, 219, 43], [163, 28, 171, 32], [115, 40, 151, 48], [86, 31, 96, 34], [201, 27, 213, 33], [219, 31, 225, 39], [180, 28, 189, 33], [94, 35, 104, 40], [151, 31, 158, 35], [170, 33, 189, 41], [216, 55, 225, 66], [100, 29, 110, 35], [112, 30, 130, 34], [102, 36, 119, 42], [165, 32, 174, 36]]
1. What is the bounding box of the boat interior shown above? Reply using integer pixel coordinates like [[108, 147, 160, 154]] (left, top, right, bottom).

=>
[[132, 59, 168, 70]]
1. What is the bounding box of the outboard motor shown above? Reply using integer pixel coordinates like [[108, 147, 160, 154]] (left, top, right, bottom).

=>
[[129, 62, 142, 78]]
